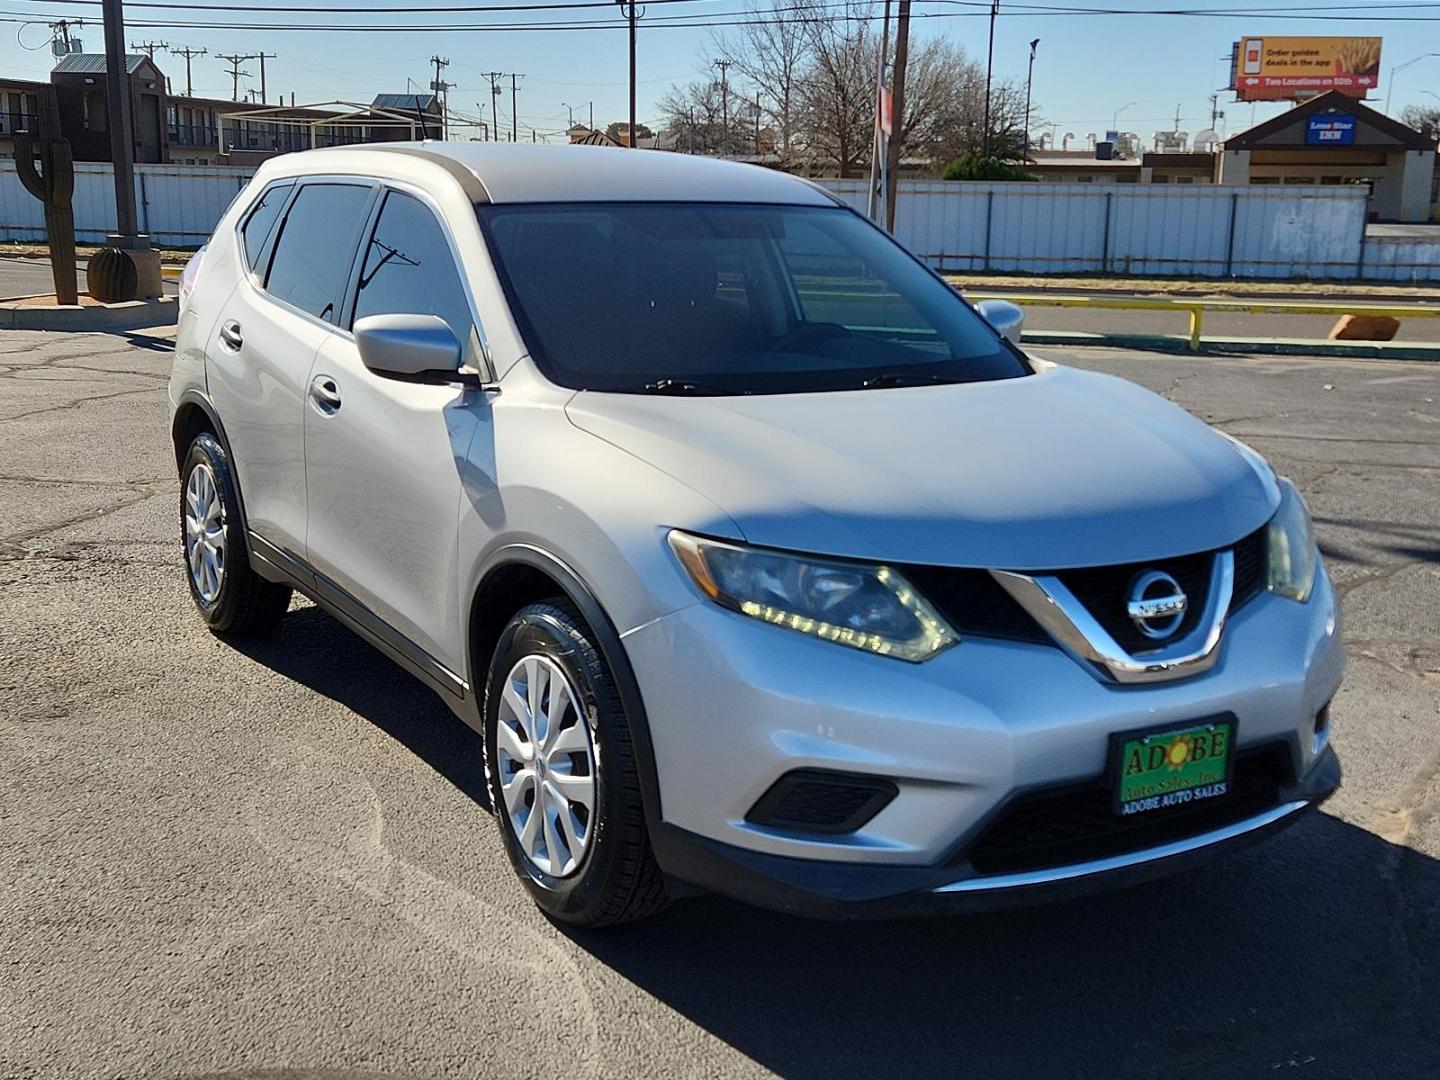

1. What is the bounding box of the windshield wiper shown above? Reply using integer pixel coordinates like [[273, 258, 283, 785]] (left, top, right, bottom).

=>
[[641, 378, 744, 396], [860, 371, 960, 389]]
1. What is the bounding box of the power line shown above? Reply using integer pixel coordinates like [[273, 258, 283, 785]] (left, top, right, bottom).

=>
[[18, 0, 1440, 12], [128, 37, 167, 57], [4, 3, 1440, 34]]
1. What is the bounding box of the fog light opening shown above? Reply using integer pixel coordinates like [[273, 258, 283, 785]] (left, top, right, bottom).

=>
[[1312, 702, 1332, 753]]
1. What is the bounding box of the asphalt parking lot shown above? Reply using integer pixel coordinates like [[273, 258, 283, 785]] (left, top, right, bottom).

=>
[[1, 327, 1437, 1080]]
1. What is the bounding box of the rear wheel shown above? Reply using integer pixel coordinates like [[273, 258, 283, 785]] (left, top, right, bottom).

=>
[[484, 600, 669, 927], [179, 433, 291, 635]]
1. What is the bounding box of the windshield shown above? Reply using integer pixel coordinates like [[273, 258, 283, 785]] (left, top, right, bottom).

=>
[[477, 202, 1030, 394]]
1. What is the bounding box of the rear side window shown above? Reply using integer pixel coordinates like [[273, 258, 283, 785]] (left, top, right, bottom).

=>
[[264, 183, 372, 324], [352, 191, 474, 341], [239, 181, 291, 273]]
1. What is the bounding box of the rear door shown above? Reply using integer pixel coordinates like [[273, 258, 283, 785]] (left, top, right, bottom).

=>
[[302, 186, 487, 689], [206, 178, 377, 566]]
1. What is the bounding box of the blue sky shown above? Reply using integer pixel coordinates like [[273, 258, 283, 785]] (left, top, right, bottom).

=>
[[1, 0, 1435, 142]]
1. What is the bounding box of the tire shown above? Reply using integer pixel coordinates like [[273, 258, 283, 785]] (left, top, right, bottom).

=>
[[484, 600, 669, 927], [179, 432, 292, 636]]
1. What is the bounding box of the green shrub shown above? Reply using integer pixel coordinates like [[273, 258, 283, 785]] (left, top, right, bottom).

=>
[[941, 154, 1037, 182]]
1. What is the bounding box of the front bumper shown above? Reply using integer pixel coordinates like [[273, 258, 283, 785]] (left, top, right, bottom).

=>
[[623, 565, 1344, 916], [651, 746, 1340, 919]]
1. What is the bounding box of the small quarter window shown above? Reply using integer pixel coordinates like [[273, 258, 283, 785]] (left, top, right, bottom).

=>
[[265, 182, 373, 324], [239, 181, 292, 273]]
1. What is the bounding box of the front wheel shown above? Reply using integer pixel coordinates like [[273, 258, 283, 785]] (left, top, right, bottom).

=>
[[484, 600, 669, 927], [179, 433, 291, 635]]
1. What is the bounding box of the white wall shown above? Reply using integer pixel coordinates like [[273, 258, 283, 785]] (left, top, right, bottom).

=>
[[0, 161, 253, 247], [0, 163, 1434, 281], [822, 179, 1376, 279]]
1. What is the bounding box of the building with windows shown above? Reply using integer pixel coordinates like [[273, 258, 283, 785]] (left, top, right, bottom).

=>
[[1217, 91, 1436, 222], [0, 77, 41, 156], [0, 56, 429, 167]]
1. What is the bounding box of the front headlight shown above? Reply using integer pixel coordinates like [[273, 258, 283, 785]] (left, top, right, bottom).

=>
[[668, 531, 958, 662], [1267, 477, 1317, 603]]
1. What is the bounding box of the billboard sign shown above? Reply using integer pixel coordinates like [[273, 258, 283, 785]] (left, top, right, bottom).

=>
[[1232, 36, 1382, 101], [1307, 114, 1357, 145]]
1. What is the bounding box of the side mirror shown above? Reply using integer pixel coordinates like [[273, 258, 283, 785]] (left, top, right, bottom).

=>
[[354, 313, 462, 377], [974, 299, 1025, 346]]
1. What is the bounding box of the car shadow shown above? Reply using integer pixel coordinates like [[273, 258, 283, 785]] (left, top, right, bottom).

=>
[[228, 602, 491, 811], [227, 605, 1438, 1080], [565, 813, 1439, 1080]]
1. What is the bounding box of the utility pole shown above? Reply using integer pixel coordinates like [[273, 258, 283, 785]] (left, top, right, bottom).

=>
[[509, 73, 523, 143], [102, 0, 138, 241], [484, 73, 504, 142], [95, 0, 160, 298], [216, 53, 251, 101], [252, 51, 276, 105], [754, 91, 761, 154], [430, 55, 453, 139], [1023, 38, 1039, 161], [713, 58, 731, 154], [983, 0, 999, 157], [168, 45, 206, 98], [617, 0, 641, 148], [129, 39, 167, 60], [884, 0, 910, 231]]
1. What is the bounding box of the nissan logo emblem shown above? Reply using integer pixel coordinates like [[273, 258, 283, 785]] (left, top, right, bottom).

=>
[[1127, 570, 1188, 640]]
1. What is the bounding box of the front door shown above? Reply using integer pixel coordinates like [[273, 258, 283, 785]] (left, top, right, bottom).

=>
[[303, 188, 486, 684]]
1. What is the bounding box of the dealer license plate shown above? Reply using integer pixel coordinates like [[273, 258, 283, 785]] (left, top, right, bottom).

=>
[[1112, 717, 1235, 817]]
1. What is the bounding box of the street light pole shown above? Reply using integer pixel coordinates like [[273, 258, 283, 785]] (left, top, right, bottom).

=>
[[1113, 100, 1137, 133], [1385, 53, 1439, 116], [1023, 38, 1039, 160]]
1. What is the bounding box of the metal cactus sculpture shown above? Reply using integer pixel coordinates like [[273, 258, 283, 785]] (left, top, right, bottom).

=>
[[14, 86, 78, 306]]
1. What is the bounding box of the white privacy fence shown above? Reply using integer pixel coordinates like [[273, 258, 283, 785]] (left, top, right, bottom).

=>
[[824, 179, 1414, 280], [823, 180, 1439, 283], [0, 162, 254, 248], [1, 162, 1437, 282]]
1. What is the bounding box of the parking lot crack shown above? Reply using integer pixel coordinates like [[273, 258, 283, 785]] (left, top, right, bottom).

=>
[[0, 482, 173, 548], [0, 385, 158, 423]]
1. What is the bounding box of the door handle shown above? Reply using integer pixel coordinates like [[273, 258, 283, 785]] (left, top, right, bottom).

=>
[[218, 319, 243, 351], [309, 374, 342, 413]]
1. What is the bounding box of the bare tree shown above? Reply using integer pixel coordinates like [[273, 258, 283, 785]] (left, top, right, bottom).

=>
[[1401, 103, 1440, 141], [712, 0, 809, 160], [661, 7, 1039, 179], [797, 0, 878, 178], [658, 78, 740, 155]]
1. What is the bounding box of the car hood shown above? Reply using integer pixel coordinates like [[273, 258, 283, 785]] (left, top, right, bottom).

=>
[[565, 363, 1278, 570]]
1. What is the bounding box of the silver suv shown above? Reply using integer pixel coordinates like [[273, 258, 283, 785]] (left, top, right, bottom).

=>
[[169, 143, 1343, 925]]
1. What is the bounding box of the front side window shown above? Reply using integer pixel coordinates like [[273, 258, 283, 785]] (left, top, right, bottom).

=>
[[264, 182, 372, 323], [352, 190, 474, 343], [478, 202, 1028, 394]]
